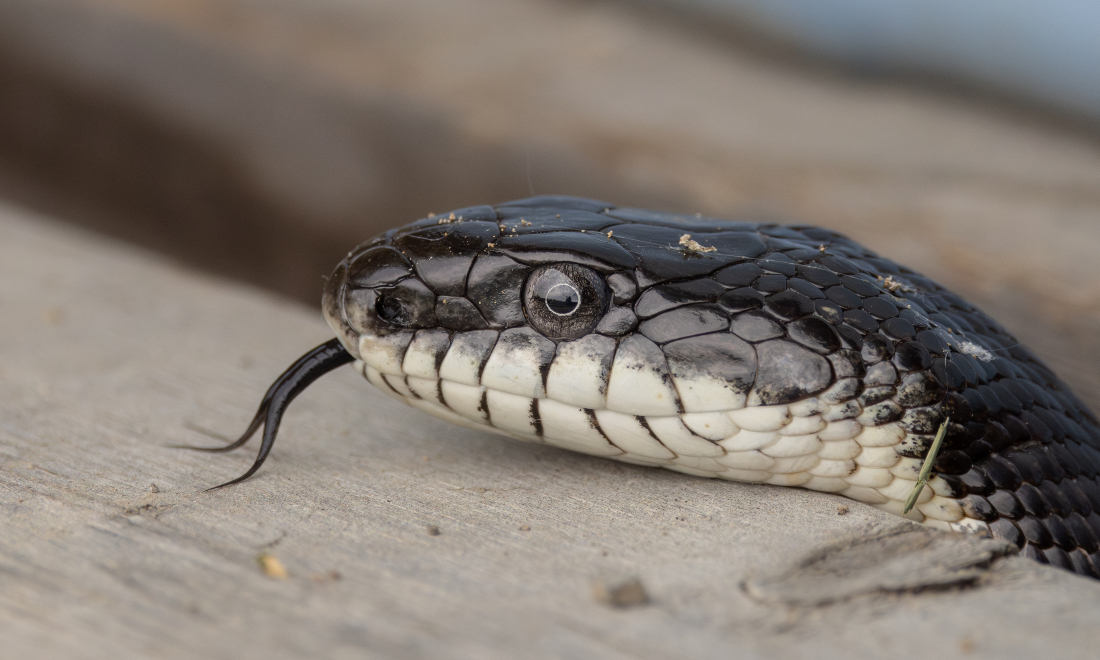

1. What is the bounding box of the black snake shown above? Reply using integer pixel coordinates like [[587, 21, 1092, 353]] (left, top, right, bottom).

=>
[[190, 195, 1100, 579]]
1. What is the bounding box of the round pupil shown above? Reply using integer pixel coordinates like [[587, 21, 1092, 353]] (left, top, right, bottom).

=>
[[375, 294, 404, 321], [545, 283, 581, 316]]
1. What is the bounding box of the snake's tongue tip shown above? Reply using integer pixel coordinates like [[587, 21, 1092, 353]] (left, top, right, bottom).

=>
[[204, 479, 241, 492], [167, 443, 240, 453]]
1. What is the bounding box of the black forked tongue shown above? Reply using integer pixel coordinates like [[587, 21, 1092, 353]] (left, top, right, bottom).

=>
[[176, 339, 354, 490]]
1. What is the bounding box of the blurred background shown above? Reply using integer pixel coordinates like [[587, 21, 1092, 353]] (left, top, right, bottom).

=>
[[2, 0, 1100, 394]]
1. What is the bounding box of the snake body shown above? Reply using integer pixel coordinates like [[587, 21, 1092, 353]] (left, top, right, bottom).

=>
[[209, 195, 1100, 579]]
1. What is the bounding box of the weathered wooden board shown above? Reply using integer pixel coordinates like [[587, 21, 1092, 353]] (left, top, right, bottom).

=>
[[2, 206, 1100, 659]]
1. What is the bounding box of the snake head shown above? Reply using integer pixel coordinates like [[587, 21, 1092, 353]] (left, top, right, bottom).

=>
[[323, 199, 638, 365]]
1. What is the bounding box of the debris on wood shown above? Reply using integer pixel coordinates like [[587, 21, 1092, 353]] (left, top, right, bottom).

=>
[[593, 577, 649, 608], [257, 553, 288, 579], [311, 570, 342, 583]]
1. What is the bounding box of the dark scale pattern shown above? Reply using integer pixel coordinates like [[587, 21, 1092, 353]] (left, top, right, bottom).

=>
[[338, 195, 1100, 580]]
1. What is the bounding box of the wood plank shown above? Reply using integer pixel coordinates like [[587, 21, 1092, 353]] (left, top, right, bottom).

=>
[[2, 203, 1099, 660]]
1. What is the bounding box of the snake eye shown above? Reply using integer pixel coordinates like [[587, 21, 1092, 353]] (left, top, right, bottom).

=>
[[524, 264, 610, 340], [544, 283, 581, 316]]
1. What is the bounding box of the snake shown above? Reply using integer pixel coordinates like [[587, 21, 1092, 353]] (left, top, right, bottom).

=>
[[190, 195, 1100, 579]]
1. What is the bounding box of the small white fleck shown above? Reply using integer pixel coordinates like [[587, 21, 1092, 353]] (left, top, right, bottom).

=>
[[957, 340, 995, 362], [880, 276, 915, 294], [678, 234, 716, 253]]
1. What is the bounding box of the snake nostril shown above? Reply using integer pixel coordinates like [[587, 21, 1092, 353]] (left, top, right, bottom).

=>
[[375, 293, 405, 323]]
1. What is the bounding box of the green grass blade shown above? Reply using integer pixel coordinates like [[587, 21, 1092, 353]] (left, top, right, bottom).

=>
[[902, 416, 951, 515]]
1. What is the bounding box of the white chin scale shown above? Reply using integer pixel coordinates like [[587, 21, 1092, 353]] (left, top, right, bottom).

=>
[[356, 330, 990, 536]]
